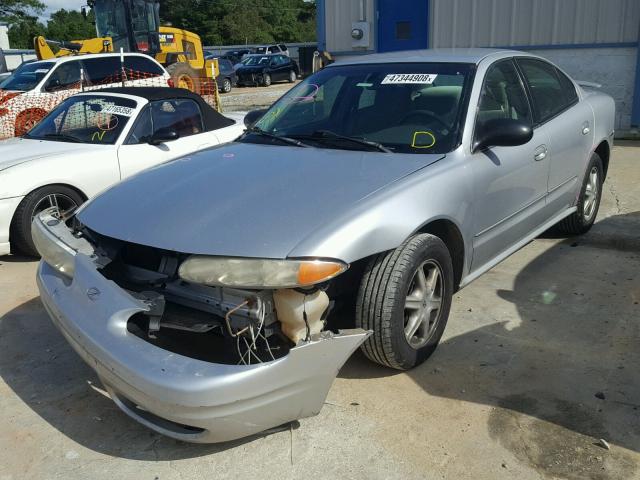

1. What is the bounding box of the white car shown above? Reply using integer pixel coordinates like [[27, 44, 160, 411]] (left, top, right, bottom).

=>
[[0, 53, 170, 139], [0, 87, 245, 256]]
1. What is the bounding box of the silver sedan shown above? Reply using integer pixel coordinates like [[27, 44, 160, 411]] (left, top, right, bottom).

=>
[[34, 48, 615, 442]]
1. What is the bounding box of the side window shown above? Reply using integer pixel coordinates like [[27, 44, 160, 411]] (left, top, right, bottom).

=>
[[150, 99, 204, 138], [125, 107, 152, 144], [555, 68, 578, 106], [123, 56, 164, 77], [83, 57, 122, 85], [517, 58, 567, 123], [476, 60, 531, 127], [44, 61, 81, 91]]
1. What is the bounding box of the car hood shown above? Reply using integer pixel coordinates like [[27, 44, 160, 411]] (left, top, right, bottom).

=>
[[78, 142, 445, 259], [0, 137, 101, 172]]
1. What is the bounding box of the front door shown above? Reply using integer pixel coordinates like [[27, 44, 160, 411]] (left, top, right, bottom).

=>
[[377, 0, 429, 53], [470, 59, 551, 272]]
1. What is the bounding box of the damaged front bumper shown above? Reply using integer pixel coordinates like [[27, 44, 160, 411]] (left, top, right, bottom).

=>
[[34, 214, 369, 443]]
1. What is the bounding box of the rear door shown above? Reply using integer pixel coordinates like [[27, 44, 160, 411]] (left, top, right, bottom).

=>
[[117, 98, 218, 178], [516, 58, 594, 213], [470, 59, 552, 271]]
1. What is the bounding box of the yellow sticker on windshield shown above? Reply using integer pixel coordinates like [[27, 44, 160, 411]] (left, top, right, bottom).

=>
[[411, 131, 436, 149]]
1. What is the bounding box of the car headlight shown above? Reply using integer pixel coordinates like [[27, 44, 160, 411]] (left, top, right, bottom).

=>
[[31, 212, 77, 277], [178, 256, 348, 289]]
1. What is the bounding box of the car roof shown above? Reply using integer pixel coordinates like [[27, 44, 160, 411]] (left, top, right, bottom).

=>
[[28, 52, 158, 67], [89, 86, 237, 131], [332, 48, 528, 66]]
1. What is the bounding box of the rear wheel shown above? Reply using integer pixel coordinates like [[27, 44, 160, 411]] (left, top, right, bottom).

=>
[[166, 62, 200, 94], [556, 152, 604, 235], [356, 234, 454, 370], [221, 77, 232, 93], [10, 185, 84, 256], [261, 73, 272, 87], [14, 109, 47, 137]]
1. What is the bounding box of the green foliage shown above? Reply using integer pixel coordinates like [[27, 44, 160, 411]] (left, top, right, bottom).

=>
[[0, 0, 44, 24], [8, 8, 96, 49], [6, 0, 316, 49], [160, 0, 316, 46]]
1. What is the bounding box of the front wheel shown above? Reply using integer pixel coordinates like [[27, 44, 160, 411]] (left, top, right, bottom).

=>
[[356, 234, 454, 370], [10, 185, 84, 256], [556, 152, 604, 235], [288, 70, 297, 82], [261, 73, 272, 87]]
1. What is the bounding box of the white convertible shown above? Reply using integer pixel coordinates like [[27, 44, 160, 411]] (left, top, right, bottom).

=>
[[0, 87, 245, 256]]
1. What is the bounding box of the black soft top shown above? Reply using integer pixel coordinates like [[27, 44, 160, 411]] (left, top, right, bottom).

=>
[[94, 87, 235, 131]]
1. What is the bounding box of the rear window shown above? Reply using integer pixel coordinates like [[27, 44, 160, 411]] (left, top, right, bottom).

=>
[[82, 57, 122, 85], [124, 56, 164, 77]]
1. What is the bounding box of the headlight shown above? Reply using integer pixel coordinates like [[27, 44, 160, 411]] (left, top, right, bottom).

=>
[[31, 212, 77, 277], [178, 256, 348, 289]]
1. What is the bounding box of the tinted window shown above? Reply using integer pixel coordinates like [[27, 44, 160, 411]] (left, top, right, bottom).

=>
[[45, 61, 82, 91], [150, 99, 203, 138], [0, 61, 54, 91], [477, 60, 531, 127], [251, 62, 474, 154], [124, 56, 164, 76], [556, 68, 578, 105], [517, 58, 567, 123], [83, 57, 122, 85]]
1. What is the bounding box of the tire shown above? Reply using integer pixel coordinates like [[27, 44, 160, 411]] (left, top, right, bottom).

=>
[[261, 73, 272, 87], [288, 70, 297, 83], [221, 77, 232, 93], [356, 234, 454, 370], [14, 109, 47, 137], [10, 185, 84, 257], [166, 62, 201, 94], [556, 152, 604, 235]]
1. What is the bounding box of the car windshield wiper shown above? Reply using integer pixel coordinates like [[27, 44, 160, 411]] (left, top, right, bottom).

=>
[[292, 130, 392, 153], [38, 133, 82, 143], [244, 127, 311, 148]]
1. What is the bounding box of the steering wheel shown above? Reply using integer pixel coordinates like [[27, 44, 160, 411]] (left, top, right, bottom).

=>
[[399, 110, 450, 132]]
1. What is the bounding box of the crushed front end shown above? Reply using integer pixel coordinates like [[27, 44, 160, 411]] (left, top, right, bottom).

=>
[[33, 210, 369, 443]]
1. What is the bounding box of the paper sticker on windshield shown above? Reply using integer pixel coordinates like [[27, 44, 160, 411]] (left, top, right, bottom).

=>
[[381, 74, 437, 85], [35, 69, 50, 73], [100, 105, 134, 117]]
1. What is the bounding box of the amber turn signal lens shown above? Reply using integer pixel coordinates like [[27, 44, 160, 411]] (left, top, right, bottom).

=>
[[297, 261, 346, 286]]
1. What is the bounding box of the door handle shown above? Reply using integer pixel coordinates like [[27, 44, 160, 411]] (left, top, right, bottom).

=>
[[581, 121, 590, 135], [533, 145, 547, 161]]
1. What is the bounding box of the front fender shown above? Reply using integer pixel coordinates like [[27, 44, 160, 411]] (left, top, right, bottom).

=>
[[288, 153, 474, 268]]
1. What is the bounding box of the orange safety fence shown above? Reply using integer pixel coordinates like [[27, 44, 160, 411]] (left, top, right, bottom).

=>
[[0, 68, 220, 140]]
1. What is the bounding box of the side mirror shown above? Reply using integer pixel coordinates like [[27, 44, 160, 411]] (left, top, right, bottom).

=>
[[148, 127, 179, 145], [44, 79, 61, 92], [473, 118, 533, 152], [244, 108, 268, 128]]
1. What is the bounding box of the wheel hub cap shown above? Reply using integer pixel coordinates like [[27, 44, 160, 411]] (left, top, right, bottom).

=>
[[583, 166, 599, 221], [404, 260, 443, 349]]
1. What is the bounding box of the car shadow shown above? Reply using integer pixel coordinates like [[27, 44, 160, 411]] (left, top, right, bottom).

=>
[[340, 213, 639, 479], [0, 297, 295, 460]]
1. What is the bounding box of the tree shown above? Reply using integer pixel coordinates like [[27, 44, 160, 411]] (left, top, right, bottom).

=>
[[8, 16, 46, 49], [0, 0, 44, 25], [45, 9, 96, 42]]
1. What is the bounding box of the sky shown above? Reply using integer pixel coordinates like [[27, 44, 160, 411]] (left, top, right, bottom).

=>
[[43, 0, 85, 17]]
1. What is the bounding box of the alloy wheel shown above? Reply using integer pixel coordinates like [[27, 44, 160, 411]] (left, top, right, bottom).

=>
[[404, 260, 444, 349]]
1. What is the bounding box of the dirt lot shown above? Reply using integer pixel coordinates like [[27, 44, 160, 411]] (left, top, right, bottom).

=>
[[0, 144, 638, 480], [220, 81, 299, 113]]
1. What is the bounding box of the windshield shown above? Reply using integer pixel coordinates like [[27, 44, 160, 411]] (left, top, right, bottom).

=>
[[246, 62, 474, 154], [242, 56, 271, 66], [26, 95, 137, 144], [94, 0, 130, 51], [0, 62, 54, 91]]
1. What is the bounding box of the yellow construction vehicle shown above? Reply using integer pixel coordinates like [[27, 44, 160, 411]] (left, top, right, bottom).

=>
[[34, 0, 219, 95]]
